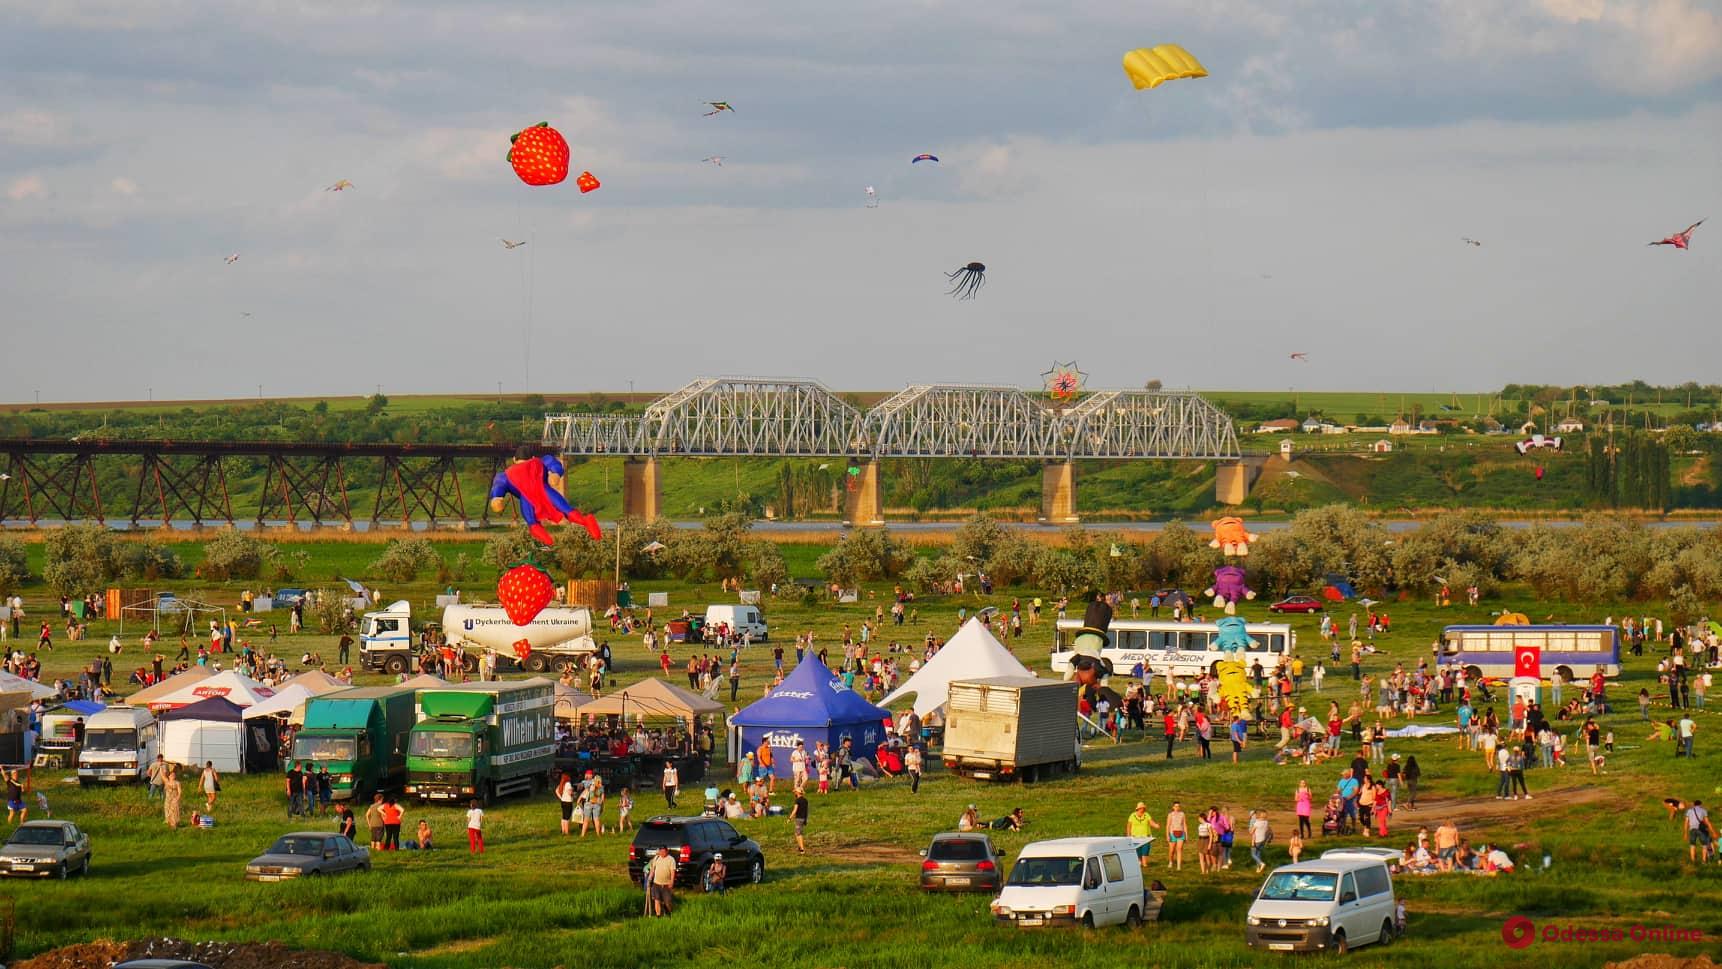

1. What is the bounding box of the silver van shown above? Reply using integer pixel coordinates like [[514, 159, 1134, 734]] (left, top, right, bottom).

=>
[[1245, 852, 1397, 953]]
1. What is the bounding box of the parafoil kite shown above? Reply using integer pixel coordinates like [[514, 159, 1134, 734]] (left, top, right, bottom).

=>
[[911, 154, 939, 164], [1212, 617, 1255, 719], [1206, 565, 1256, 613], [489, 447, 602, 546], [1122, 44, 1209, 90], [1209, 516, 1258, 556], [576, 171, 600, 193], [508, 122, 570, 187]]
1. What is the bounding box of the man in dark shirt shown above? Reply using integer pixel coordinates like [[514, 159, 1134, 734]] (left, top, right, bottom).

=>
[[337, 634, 353, 665], [791, 791, 809, 854], [285, 762, 305, 817]]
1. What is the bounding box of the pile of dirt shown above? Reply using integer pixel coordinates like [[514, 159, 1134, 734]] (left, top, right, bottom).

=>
[[1605, 956, 1719, 969], [15, 938, 384, 969]]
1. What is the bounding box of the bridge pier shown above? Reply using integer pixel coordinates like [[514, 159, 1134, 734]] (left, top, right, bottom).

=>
[[1040, 461, 1079, 523], [1215, 461, 1257, 505], [622, 458, 661, 521], [844, 460, 884, 526]]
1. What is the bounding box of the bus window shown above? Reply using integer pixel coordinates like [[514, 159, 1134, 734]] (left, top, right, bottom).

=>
[[1576, 632, 1604, 652], [1545, 632, 1576, 653], [1149, 631, 1177, 650], [1179, 632, 1210, 652], [1488, 632, 1518, 652], [1117, 630, 1146, 652]]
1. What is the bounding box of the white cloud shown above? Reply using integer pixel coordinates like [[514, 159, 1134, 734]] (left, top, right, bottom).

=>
[[1540, 0, 1722, 91], [0, 110, 62, 147], [110, 176, 138, 195], [5, 175, 44, 200]]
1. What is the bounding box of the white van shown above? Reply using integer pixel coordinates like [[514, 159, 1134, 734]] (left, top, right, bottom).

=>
[[1246, 852, 1397, 953], [704, 604, 768, 642], [76, 706, 159, 785], [991, 837, 1155, 928]]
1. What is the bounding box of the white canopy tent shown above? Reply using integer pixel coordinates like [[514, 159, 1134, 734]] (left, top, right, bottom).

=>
[[150, 670, 275, 710], [883, 618, 1034, 718], [241, 684, 316, 723]]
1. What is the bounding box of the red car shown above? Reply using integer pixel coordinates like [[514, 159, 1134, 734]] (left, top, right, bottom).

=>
[[1268, 596, 1323, 614]]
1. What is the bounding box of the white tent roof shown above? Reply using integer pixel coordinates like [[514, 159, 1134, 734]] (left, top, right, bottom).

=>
[[242, 684, 316, 720], [152, 670, 275, 709], [883, 618, 1034, 718], [280, 670, 350, 696], [0, 671, 59, 702]]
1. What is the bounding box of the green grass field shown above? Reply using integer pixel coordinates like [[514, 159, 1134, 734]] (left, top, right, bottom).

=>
[[1, 544, 1719, 967]]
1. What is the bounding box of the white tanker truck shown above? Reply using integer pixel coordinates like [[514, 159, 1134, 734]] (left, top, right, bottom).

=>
[[358, 600, 598, 676]]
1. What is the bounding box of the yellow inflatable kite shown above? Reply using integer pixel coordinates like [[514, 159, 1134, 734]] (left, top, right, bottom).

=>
[[1123, 45, 1209, 90]]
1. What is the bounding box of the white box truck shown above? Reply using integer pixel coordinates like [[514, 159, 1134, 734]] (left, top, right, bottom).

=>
[[359, 600, 598, 676], [941, 677, 1079, 783]]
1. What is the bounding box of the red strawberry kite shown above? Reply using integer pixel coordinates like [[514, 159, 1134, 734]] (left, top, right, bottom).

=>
[[498, 563, 557, 626], [508, 122, 570, 186]]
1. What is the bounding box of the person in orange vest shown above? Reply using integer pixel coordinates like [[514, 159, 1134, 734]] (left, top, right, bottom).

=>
[[757, 739, 776, 793]]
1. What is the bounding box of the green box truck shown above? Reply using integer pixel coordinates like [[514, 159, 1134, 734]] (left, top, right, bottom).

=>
[[292, 685, 419, 802], [405, 679, 556, 804]]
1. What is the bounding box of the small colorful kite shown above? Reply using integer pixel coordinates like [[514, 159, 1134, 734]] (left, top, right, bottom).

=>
[[911, 154, 939, 164], [1289, 352, 1308, 362], [702, 156, 725, 166], [325, 180, 354, 192], [501, 239, 527, 249], [1041, 361, 1086, 401], [224, 253, 239, 265], [1649, 219, 1704, 250], [704, 102, 734, 116], [1461, 237, 1482, 247], [507, 122, 570, 187], [865, 186, 878, 208]]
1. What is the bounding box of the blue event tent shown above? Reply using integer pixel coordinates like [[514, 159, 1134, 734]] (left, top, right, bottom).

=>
[[730, 657, 890, 778]]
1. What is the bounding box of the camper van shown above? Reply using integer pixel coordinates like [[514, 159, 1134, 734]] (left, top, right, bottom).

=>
[[1245, 852, 1398, 953], [991, 837, 1155, 928], [703, 604, 768, 642], [76, 706, 159, 784]]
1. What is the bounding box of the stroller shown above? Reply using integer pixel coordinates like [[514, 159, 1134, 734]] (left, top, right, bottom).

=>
[[1321, 797, 1343, 836]]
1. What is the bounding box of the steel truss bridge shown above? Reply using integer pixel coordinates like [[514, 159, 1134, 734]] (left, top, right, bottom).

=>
[[0, 439, 516, 528], [542, 378, 1239, 460]]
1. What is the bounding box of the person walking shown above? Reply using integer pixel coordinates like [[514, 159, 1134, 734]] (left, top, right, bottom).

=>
[[1509, 747, 1530, 799], [199, 761, 220, 812], [1495, 744, 1514, 800], [316, 766, 333, 815], [1126, 802, 1160, 868], [365, 794, 386, 851], [905, 745, 923, 795], [728, 660, 741, 702], [1402, 756, 1421, 809], [465, 799, 485, 854], [791, 789, 810, 854], [616, 787, 634, 832], [1249, 809, 1273, 873], [162, 765, 182, 828], [145, 755, 167, 801], [1165, 801, 1187, 871], [647, 845, 677, 916], [1686, 800, 1711, 863], [662, 761, 680, 808], [581, 770, 606, 837], [1295, 779, 1314, 839], [285, 762, 306, 818], [1677, 713, 1697, 758], [556, 773, 577, 835]]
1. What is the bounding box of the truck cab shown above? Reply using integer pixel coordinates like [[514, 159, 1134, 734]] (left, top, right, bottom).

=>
[[76, 706, 158, 784], [358, 601, 416, 675], [404, 681, 554, 804], [293, 686, 416, 801]]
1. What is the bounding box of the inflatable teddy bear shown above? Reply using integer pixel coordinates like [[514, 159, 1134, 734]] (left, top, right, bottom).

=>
[[1206, 565, 1256, 614], [1208, 516, 1259, 557]]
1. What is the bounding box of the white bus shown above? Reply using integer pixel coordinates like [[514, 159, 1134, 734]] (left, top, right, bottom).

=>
[[1049, 618, 1296, 679]]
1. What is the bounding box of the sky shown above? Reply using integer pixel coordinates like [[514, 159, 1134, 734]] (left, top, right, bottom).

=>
[[2, 0, 1719, 403]]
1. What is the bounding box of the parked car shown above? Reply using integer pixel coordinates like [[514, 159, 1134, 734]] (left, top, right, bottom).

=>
[[919, 832, 1002, 892], [627, 815, 764, 889], [1268, 596, 1324, 614], [1245, 854, 1397, 953], [244, 832, 370, 881], [991, 837, 1161, 928], [0, 820, 91, 879]]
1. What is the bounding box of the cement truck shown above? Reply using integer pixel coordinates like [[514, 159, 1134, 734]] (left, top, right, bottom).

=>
[[358, 600, 598, 676]]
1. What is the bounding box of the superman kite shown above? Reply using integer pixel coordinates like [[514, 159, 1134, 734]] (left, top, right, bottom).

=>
[[489, 447, 602, 546]]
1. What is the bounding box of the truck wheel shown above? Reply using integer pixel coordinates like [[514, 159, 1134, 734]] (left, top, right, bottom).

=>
[[1125, 906, 1142, 929], [525, 654, 549, 673], [383, 655, 408, 676], [1081, 911, 1095, 929], [1333, 929, 1348, 954], [1021, 765, 1037, 784], [462, 654, 480, 674], [554, 657, 577, 673]]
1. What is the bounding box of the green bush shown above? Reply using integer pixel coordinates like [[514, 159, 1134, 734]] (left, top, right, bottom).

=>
[[0, 539, 30, 598], [368, 538, 445, 583], [199, 532, 278, 581]]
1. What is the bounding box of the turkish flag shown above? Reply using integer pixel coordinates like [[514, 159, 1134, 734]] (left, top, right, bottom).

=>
[[1514, 646, 1541, 678]]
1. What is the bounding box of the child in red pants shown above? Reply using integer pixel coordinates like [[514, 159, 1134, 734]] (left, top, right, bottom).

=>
[[466, 800, 485, 854]]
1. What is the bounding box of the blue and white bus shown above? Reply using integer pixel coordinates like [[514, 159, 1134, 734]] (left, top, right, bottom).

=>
[[1438, 625, 1621, 681], [1051, 618, 1296, 678]]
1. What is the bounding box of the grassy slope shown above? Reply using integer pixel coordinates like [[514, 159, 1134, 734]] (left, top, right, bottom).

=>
[[4, 549, 1721, 967]]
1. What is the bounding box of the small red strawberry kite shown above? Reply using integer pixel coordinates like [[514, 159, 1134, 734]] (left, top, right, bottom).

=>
[[508, 122, 570, 187], [497, 563, 557, 626]]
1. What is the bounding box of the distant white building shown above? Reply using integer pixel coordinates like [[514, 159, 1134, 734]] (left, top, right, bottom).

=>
[[1301, 417, 1325, 433], [1372, 439, 1394, 453], [1555, 418, 1586, 433], [1256, 418, 1300, 434]]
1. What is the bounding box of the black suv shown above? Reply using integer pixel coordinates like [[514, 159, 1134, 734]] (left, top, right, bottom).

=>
[[627, 816, 765, 889]]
